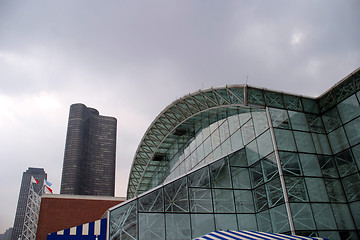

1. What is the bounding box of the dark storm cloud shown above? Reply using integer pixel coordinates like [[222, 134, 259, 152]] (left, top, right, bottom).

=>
[[0, 0, 359, 233]]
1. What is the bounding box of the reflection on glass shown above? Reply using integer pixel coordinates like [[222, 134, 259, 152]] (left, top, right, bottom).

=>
[[165, 214, 191, 240]]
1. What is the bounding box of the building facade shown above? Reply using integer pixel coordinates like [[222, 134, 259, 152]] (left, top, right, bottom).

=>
[[60, 103, 117, 196], [11, 167, 47, 240], [108, 68, 360, 240], [36, 194, 124, 240], [0, 228, 13, 240]]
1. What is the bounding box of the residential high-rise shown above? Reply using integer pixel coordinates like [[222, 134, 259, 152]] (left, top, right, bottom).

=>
[[11, 168, 47, 240], [60, 103, 117, 196]]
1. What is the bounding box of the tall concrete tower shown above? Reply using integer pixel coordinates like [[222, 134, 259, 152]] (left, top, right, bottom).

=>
[[60, 103, 117, 196]]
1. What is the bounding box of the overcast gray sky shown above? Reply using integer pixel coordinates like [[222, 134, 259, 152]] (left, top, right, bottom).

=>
[[0, 0, 359, 233]]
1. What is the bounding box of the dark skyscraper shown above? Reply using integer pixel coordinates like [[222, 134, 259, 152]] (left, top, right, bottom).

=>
[[11, 167, 47, 240], [60, 103, 117, 196]]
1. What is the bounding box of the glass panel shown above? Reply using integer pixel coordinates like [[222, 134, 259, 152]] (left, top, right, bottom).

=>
[[337, 95, 360, 123], [318, 156, 339, 178], [324, 178, 347, 203], [349, 202, 360, 229], [228, 114, 240, 135], [109, 201, 137, 240], [239, 111, 251, 126], [266, 178, 284, 207], [237, 214, 257, 231], [252, 110, 268, 136], [341, 173, 360, 202], [333, 78, 355, 103], [269, 205, 290, 233], [248, 87, 265, 105], [294, 131, 316, 153], [191, 214, 215, 238], [280, 152, 301, 176], [233, 190, 254, 213], [230, 129, 243, 152], [211, 129, 221, 152], [210, 121, 219, 134], [305, 178, 329, 202], [256, 210, 272, 232], [241, 119, 255, 145], [164, 178, 189, 212], [344, 117, 360, 146], [311, 203, 337, 230], [228, 115, 240, 138], [210, 159, 231, 188], [257, 130, 274, 158], [165, 213, 191, 240], [231, 167, 251, 189], [265, 91, 284, 108], [318, 231, 341, 240], [356, 74, 360, 90], [262, 154, 279, 182], [219, 119, 230, 142], [290, 203, 316, 230], [213, 189, 235, 213], [299, 154, 322, 177], [202, 123, 211, 140], [319, 92, 336, 113], [189, 188, 213, 213], [214, 214, 238, 231], [188, 167, 210, 188], [294, 231, 319, 238], [274, 129, 296, 151], [351, 144, 360, 170], [139, 213, 165, 240], [302, 98, 319, 114], [203, 137, 212, 158], [229, 149, 247, 167], [311, 133, 332, 155], [253, 185, 268, 211], [327, 127, 349, 154], [285, 177, 308, 202], [331, 204, 356, 230], [284, 94, 303, 111], [229, 87, 244, 104], [249, 162, 264, 188], [245, 140, 260, 166], [139, 188, 164, 212], [306, 113, 325, 133], [288, 111, 309, 131], [338, 231, 358, 240], [221, 137, 232, 158], [196, 144, 205, 163], [322, 107, 342, 133], [334, 150, 358, 177], [270, 108, 291, 129]]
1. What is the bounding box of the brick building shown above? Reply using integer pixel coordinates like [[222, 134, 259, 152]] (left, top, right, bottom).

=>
[[36, 194, 124, 240]]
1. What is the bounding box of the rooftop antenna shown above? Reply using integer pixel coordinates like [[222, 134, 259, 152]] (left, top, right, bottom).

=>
[[246, 75, 249, 85]]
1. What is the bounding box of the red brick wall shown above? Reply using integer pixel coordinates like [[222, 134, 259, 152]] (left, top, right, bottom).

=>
[[36, 196, 123, 240]]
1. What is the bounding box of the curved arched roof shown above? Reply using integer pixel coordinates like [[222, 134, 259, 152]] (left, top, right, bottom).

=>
[[127, 85, 248, 198], [127, 68, 360, 199]]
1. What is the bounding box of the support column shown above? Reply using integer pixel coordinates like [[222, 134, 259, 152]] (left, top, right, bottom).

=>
[[265, 107, 296, 235]]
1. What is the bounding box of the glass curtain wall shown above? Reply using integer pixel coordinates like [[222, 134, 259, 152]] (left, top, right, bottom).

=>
[[111, 70, 360, 240]]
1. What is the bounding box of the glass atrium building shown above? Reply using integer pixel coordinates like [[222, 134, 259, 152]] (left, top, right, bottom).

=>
[[108, 68, 360, 240]]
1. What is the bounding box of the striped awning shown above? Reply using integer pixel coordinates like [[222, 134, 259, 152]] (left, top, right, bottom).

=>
[[47, 218, 107, 240], [194, 230, 328, 240]]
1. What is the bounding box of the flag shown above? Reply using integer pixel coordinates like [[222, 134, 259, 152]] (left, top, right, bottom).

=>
[[31, 176, 39, 184], [45, 185, 53, 194], [44, 179, 52, 187]]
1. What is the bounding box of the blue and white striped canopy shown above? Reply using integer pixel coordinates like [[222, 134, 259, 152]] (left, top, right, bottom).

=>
[[194, 230, 328, 240]]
